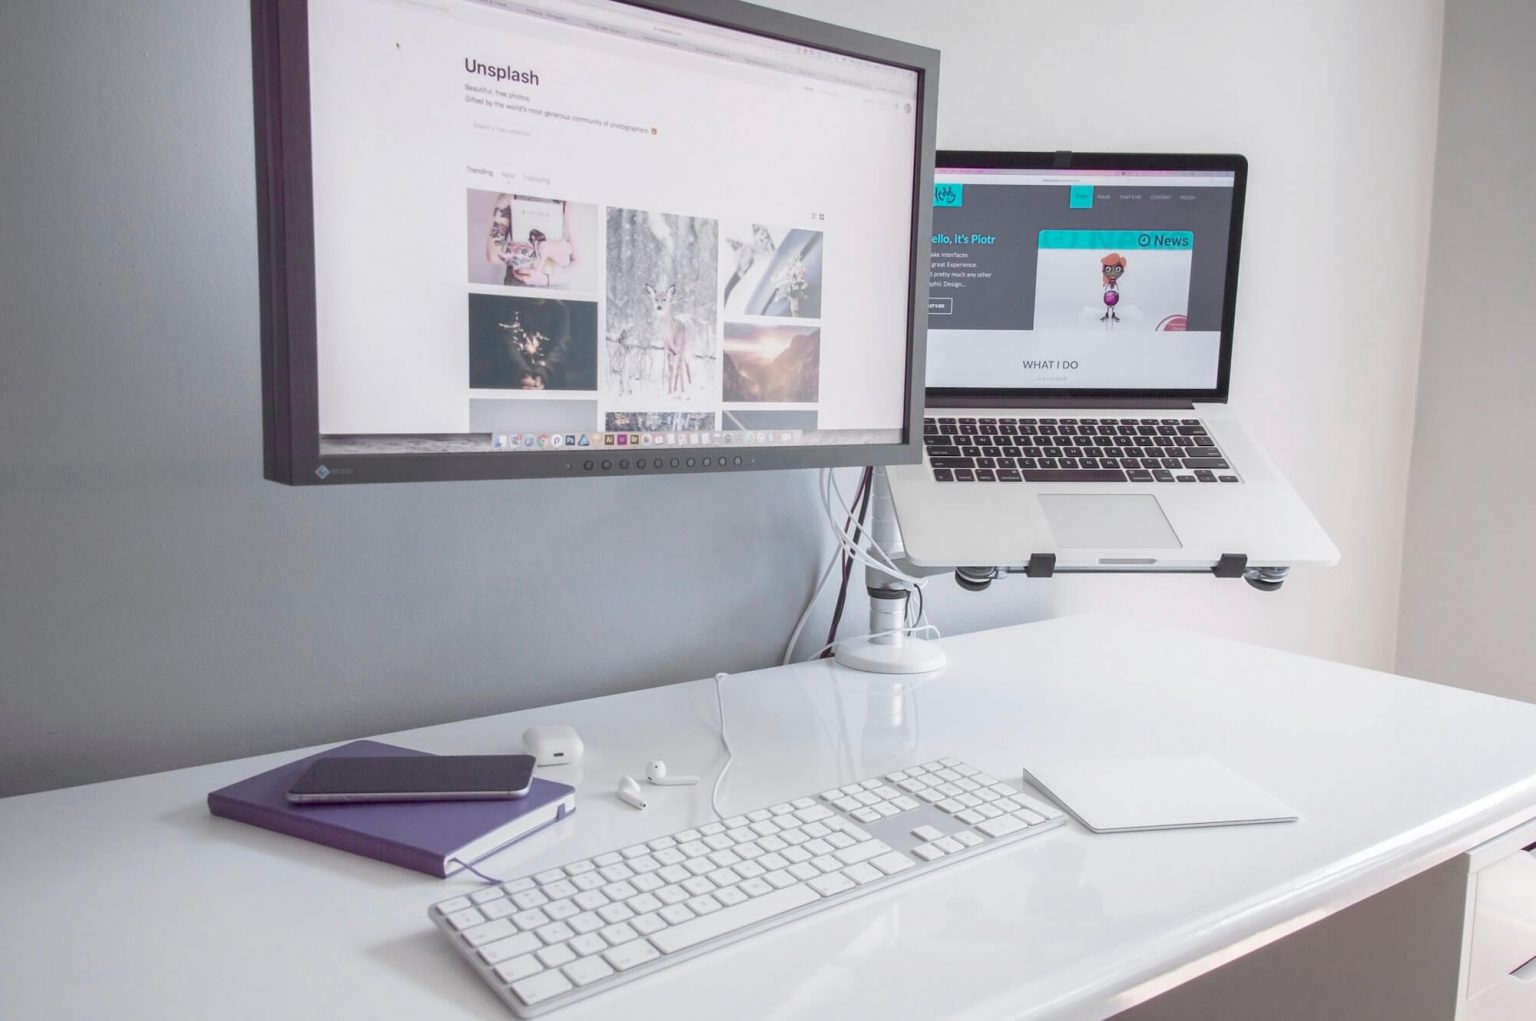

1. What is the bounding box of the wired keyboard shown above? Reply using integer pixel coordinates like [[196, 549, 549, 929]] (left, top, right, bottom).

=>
[[925, 415, 1241, 484], [429, 757, 1066, 1016]]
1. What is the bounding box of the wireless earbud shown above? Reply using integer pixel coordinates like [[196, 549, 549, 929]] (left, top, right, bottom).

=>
[[617, 776, 650, 810], [645, 760, 699, 786]]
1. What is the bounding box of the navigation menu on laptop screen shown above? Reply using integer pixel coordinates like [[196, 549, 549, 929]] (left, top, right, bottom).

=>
[[927, 163, 1240, 395]]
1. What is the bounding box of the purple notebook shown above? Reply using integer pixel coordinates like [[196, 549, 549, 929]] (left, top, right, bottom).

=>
[[207, 740, 577, 878]]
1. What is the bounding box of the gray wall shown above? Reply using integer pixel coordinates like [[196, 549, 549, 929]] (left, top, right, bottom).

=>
[[0, 0, 1445, 796], [1397, 0, 1536, 701]]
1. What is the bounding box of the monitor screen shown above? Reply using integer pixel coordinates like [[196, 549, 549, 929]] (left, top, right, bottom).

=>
[[925, 154, 1245, 401], [254, 0, 936, 484]]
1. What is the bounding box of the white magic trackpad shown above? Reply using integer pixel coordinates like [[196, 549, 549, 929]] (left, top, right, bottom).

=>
[[1039, 495, 1182, 548]]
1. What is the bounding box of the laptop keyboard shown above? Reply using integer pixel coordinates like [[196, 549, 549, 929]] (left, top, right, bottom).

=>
[[925, 416, 1240, 484]]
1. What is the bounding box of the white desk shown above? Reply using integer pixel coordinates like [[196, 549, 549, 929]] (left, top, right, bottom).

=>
[[5, 615, 1536, 1020]]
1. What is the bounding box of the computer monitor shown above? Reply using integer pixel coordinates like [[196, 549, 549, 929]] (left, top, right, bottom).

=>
[[925, 152, 1246, 403], [252, 0, 938, 485]]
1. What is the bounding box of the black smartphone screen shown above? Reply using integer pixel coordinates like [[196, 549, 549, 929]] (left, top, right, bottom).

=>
[[287, 755, 536, 802]]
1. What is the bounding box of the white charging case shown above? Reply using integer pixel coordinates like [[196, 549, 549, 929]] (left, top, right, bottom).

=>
[[522, 725, 584, 766]]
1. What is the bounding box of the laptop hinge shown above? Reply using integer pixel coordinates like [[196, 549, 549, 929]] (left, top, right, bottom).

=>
[[925, 396, 1197, 411], [1213, 553, 1248, 579], [1025, 553, 1056, 578]]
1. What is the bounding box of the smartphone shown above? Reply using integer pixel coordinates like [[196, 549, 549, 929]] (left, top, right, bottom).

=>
[[286, 755, 536, 804]]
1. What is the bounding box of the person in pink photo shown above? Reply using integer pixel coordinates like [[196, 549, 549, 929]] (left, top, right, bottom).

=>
[[486, 195, 581, 288]]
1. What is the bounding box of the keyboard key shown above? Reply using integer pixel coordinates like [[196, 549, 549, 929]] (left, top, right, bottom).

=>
[[445, 907, 486, 931], [631, 912, 667, 935], [463, 917, 519, 948], [687, 894, 723, 915], [871, 851, 916, 875], [536, 943, 576, 968], [843, 862, 883, 885], [568, 911, 603, 934], [1021, 469, 1128, 482], [494, 953, 543, 984], [569, 932, 608, 956], [976, 815, 1027, 838], [563, 955, 614, 987], [481, 898, 517, 921], [602, 939, 661, 971], [510, 969, 572, 1007], [600, 922, 639, 945], [808, 871, 856, 896], [658, 904, 695, 925], [1183, 457, 1229, 470], [512, 908, 551, 930], [535, 919, 576, 944], [479, 930, 540, 965], [739, 877, 774, 897]]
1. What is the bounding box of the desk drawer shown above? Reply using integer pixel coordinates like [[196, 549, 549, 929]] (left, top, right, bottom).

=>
[[1463, 963, 1536, 1021], [1467, 844, 1536, 1000]]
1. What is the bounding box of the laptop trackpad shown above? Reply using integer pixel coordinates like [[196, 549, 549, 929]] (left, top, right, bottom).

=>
[[1039, 495, 1182, 548]]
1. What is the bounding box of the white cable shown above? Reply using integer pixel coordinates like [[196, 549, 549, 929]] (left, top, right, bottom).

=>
[[811, 468, 941, 662], [781, 504, 853, 665], [830, 469, 914, 581], [709, 672, 734, 820], [819, 469, 925, 587], [823, 469, 901, 579], [807, 624, 941, 662]]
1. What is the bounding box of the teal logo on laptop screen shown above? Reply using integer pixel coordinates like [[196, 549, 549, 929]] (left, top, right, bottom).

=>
[[933, 183, 963, 207]]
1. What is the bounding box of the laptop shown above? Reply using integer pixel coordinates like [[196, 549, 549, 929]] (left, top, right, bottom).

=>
[[887, 151, 1338, 577]]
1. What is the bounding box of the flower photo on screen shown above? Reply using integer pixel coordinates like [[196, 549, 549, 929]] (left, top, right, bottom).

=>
[[720, 223, 823, 319]]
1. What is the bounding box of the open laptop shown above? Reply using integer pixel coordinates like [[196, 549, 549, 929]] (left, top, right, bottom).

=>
[[887, 151, 1338, 575]]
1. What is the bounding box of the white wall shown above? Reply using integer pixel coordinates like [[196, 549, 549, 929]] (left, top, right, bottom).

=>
[[768, 0, 1445, 671], [1397, 0, 1536, 700]]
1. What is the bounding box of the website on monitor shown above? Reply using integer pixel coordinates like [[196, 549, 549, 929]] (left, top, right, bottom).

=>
[[926, 169, 1236, 392], [306, 0, 919, 455]]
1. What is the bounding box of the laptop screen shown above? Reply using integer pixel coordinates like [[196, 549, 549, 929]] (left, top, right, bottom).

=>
[[926, 154, 1245, 401]]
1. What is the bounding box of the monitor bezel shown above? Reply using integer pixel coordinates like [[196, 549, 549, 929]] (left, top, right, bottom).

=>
[[926, 150, 1248, 407], [252, 0, 938, 485]]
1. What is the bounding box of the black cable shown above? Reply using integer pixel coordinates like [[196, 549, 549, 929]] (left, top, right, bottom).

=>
[[822, 467, 873, 657]]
